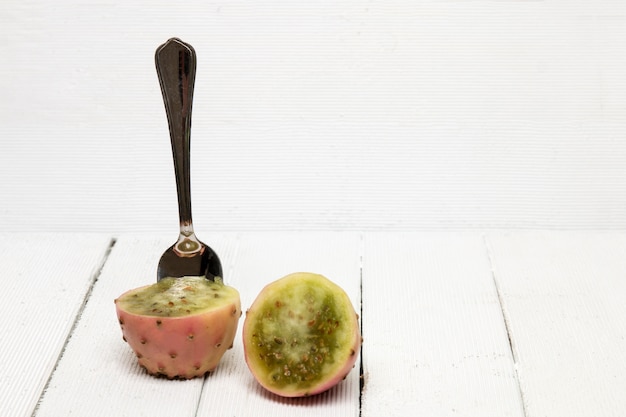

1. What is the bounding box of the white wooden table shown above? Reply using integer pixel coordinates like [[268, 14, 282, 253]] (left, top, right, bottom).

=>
[[2, 231, 625, 417]]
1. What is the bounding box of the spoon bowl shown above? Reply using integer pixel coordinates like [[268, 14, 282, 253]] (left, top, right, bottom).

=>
[[156, 233, 222, 281], [155, 38, 222, 282]]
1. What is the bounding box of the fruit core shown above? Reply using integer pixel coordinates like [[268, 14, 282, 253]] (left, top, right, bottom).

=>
[[248, 282, 353, 389]]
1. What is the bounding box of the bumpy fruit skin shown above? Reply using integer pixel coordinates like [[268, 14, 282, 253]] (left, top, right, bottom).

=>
[[243, 272, 361, 397], [115, 277, 241, 379]]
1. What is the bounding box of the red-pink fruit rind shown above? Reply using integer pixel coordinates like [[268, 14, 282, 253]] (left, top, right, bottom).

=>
[[115, 276, 241, 379], [242, 272, 361, 397]]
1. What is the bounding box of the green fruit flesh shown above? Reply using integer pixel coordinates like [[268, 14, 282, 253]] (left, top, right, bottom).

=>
[[116, 276, 238, 317], [246, 274, 357, 392]]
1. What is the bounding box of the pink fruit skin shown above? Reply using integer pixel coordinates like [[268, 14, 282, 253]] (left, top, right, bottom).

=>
[[116, 288, 241, 379]]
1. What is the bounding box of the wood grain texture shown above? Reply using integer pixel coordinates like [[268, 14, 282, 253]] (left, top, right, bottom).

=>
[[485, 231, 626, 417], [1, 1, 626, 233], [0, 234, 112, 417], [11, 231, 626, 416], [360, 232, 524, 417]]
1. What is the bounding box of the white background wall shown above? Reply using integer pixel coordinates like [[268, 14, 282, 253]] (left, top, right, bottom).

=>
[[1, 0, 625, 233]]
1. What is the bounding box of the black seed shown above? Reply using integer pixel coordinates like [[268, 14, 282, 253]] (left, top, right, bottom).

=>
[[118, 317, 124, 325], [188, 334, 194, 340], [122, 335, 127, 342], [140, 338, 147, 344], [156, 320, 162, 327], [170, 352, 177, 359], [274, 337, 284, 345]]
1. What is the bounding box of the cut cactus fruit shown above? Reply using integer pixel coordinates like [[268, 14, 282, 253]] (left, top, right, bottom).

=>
[[115, 276, 241, 379], [242, 272, 362, 397]]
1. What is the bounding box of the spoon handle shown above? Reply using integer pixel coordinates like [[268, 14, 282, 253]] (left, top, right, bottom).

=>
[[155, 38, 197, 230]]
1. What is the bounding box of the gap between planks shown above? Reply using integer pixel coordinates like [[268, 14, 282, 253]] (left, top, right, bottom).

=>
[[358, 232, 365, 417], [482, 234, 528, 417], [32, 237, 117, 417]]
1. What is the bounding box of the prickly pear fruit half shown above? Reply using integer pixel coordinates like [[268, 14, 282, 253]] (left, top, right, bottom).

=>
[[242, 272, 361, 397], [115, 276, 241, 379]]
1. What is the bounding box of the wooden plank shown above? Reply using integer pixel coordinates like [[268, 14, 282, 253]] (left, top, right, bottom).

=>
[[4, 2, 626, 234], [34, 232, 361, 416], [360, 232, 525, 417], [0, 233, 113, 417], [485, 231, 626, 417], [195, 232, 362, 417]]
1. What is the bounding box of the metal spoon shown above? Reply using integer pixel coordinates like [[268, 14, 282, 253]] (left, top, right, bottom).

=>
[[155, 38, 222, 282]]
